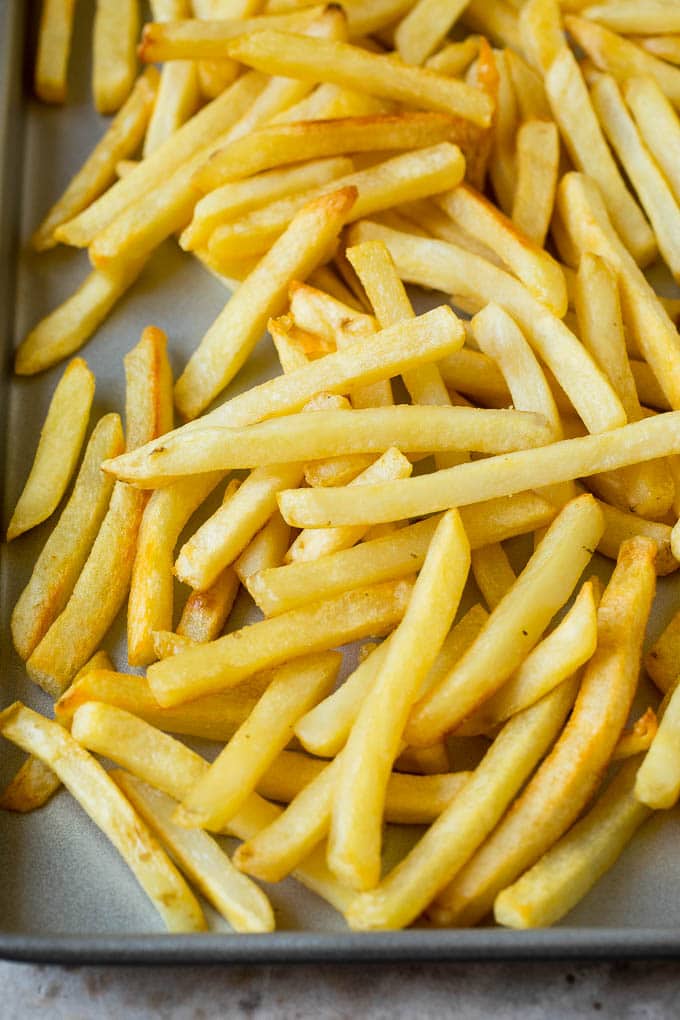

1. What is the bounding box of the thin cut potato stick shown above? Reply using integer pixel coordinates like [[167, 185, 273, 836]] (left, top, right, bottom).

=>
[[196, 59, 240, 99], [113, 772, 275, 933], [395, 0, 471, 66], [489, 48, 518, 215], [582, 2, 680, 34], [0, 703, 206, 932], [404, 494, 604, 747], [506, 50, 551, 120], [519, 0, 565, 73], [92, 0, 140, 114], [10, 415, 123, 660], [347, 220, 626, 435], [55, 72, 268, 248], [345, 677, 579, 931], [511, 120, 560, 248], [598, 500, 678, 576], [471, 543, 516, 611], [234, 511, 291, 582], [7, 358, 95, 541], [222, 31, 494, 124], [128, 471, 225, 665], [14, 257, 149, 375], [494, 756, 651, 929], [35, 0, 76, 103], [433, 537, 656, 927], [302, 394, 376, 490], [142, 61, 200, 157], [194, 113, 478, 194], [32, 68, 159, 250], [69, 701, 355, 912], [277, 411, 680, 530], [176, 652, 340, 829], [625, 76, 680, 210], [328, 511, 471, 891], [122, 325, 174, 451], [247, 496, 556, 618], [425, 37, 480, 76], [635, 682, 680, 809], [138, 9, 325, 60], [457, 580, 599, 735], [174, 188, 358, 420], [462, 0, 521, 51], [147, 577, 415, 707]]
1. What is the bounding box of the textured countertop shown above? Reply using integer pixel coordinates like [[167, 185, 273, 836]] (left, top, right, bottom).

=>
[[3, 959, 680, 1017]]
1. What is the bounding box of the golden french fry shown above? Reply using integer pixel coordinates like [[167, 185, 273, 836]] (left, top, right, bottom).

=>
[[196, 59, 240, 99], [248, 496, 555, 618], [14, 258, 149, 375], [147, 577, 415, 707], [234, 511, 291, 582], [11, 414, 123, 661], [176, 652, 340, 829], [142, 61, 200, 157], [598, 501, 677, 575], [488, 48, 518, 215], [544, 47, 656, 266], [348, 220, 626, 434], [462, 0, 521, 51], [438, 347, 511, 406], [512, 120, 559, 248], [506, 50, 551, 120], [613, 708, 658, 761], [7, 358, 95, 541], [494, 756, 651, 929], [92, 0, 140, 114], [35, 0, 76, 103], [635, 681, 680, 809], [519, 0, 565, 73], [404, 495, 603, 747], [395, 0, 470, 66], [345, 677, 579, 930], [582, 2, 680, 34], [139, 9, 325, 60], [113, 771, 275, 933], [433, 536, 656, 927], [425, 37, 480, 76], [32, 68, 159, 250], [0, 703, 205, 932], [128, 472, 224, 665], [625, 76, 680, 211], [122, 325, 174, 451], [328, 511, 471, 890], [471, 543, 516, 612]]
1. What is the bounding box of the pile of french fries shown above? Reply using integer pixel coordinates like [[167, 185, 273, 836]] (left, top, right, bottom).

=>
[[8, 0, 680, 935]]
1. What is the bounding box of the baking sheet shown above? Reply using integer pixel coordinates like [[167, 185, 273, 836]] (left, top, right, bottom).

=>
[[3, 0, 680, 963]]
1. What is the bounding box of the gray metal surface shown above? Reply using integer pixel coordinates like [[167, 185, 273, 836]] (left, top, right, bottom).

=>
[[2, 0, 680, 963]]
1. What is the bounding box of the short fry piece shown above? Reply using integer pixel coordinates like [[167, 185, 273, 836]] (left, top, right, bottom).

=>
[[635, 682, 680, 809], [92, 0, 140, 114], [512, 119, 559, 248], [519, 0, 565, 74], [0, 703, 205, 932], [7, 358, 95, 541], [35, 0, 76, 103]]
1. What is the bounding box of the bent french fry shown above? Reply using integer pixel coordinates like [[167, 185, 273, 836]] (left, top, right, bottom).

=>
[[147, 577, 415, 707], [345, 677, 578, 930], [35, 0, 76, 103], [11, 414, 123, 660], [404, 495, 603, 746], [494, 756, 651, 929], [176, 652, 340, 829], [92, 0, 140, 114], [433, 537, 656, 927], [113, 772, 275, 933], [7, 358, 95, 541], [0, 703, 205, 932]]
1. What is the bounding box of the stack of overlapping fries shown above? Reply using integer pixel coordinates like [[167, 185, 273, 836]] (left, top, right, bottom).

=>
[[6, 0, 680, 934]]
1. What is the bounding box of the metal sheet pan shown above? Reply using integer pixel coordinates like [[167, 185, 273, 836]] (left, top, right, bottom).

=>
[[3, 0, 680, 964]]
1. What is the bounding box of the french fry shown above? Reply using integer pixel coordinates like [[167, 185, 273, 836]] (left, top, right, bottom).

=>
[[613, 708, 658, 761], [277, 411, 680, 530], [128, 472, 225, 665], [425, 37, 480, 77], [433, 536, 656, 927], [457, 579, 598, 735], [34, 0, 76, 103], [438, 347, 511, 407], [301, 394, 377, 489], [194, 112, 468, 194], [506, 50, 551, 120], [636, 35, 680, 66], [92, 0, 140, 114], [11, 414, 123, 661], [462, 0, 521, 51], [207, 143, 466, 260], [395, 0, 470, 66], [113, 772, 275, 933], [328, 511, 471, 890], [33, 68, 159, 250], [580, 2, 680, 36], [142, 62, 200, 157], [14, 257, 149, 375], [592, 74, 680, 283], [175, 463, 303, 591], [471, 543, 517, 612], [494, 756, 651, 929], [625, 75, 680, 215], [181, 157, 354, 251], [247, 497, 555, 618], [519, 0, 565, 73], [222, 31, 494, 123], [566, 16, 680, 109], [56, 72, 267, 248], [0, 703, 206, 932], [345, 677, 579, 930], [544, 47, 656, 266], [139, 9, 325, 60], [403, 495, 603, 746], [234, 511, 291, 582], [196, 59, 240, 99], [489, 49, 518, 215], [7, 358, 95, 541], [511, 119, 560, 248], [69, 700, 355, 912], [347, 220, 626, 434], [122, 325, 174, 450], [147, 577, 415, 707], [176, 652, 340, 829], [598, 500, 677, 575], [175, 188, 358, 420], [635, 681, 680, 810]]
